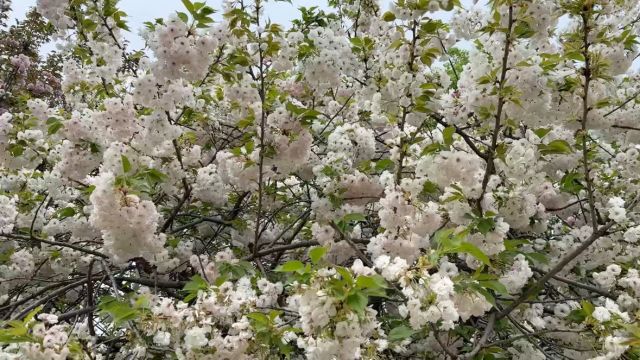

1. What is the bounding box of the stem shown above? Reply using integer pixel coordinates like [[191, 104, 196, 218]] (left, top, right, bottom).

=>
[[478, 4, 514, 209], [86, 259, 96, 336], [462, 313, 496, 359], [253, 0, 267, 257], [579, 8, 598, 230], [1, 233, 108, 259], [497, 219, 617, 320], [395, 20, 418, 185]]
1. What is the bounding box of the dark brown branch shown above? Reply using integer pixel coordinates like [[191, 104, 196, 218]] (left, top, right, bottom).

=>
[[11, 278, 90, 320], [532, 268, 614, 298], [430, 324, 458, 359], [245, 241, 320, 260], [462, 313, 495, 359], [478, 4, 514, 209], [431, 114, 487, 160], [1, 233, 108, 258], [612, 124, 640, 131], [497, 219, 619, 320], [485, 329, 585, 348], [161, 139, 192, 232], [57, 306, 96, 323], [113, 276, 185, 289], [579, 8, 598, 231], [253, 5, 267, 259], [604, 90, 640, 117], [0, 279, 77, 312], [170, 215, 232, 234], [546, 199, 586, 212], [86, 259, 96, 336]]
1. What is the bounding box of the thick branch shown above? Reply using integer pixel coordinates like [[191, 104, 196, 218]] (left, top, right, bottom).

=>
[[497, 220, 617, 320], [462, 313, 496, 359], [579, 9, 598, 230]]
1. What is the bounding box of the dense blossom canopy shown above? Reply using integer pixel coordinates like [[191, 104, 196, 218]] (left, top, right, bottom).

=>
[[1, 0, 640, 358]]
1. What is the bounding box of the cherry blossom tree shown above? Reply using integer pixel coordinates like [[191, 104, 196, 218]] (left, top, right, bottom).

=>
[[1, 0, 640, 358]]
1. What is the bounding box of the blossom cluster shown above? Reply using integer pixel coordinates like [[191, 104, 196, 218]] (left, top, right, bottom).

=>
[[0, 0, 640, 358]]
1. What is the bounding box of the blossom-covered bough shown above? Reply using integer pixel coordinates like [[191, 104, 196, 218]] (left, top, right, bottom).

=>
[[1, 0, 640, 357]]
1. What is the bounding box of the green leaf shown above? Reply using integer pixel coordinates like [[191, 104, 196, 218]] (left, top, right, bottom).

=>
[[89, 142, 101, 153], [442, 126, 455, 146], [471, 283, 496, 305], [230, 53, 250, 67], [581, 300, 595, 315], [479, 280, 509, 295], [274, 260, 305, 273], [566, 308, 587, 323], [176, 11, 189, 23], [356, 274, 388, 297], [346, 292, 368, 316], [342, 213, 366, 223], [421, 142, 443, 156], [533, 128, 551, 139], [336, 266, 354, 285], [456, 242, 491, 266], [181, 0, 195, 15], [0, 311, 35, 344], [388, 325, 415, 341], [595, 98, 612, 109], [82, 19, 97, 31], [382, 11, 396, 21], [115, 19, 130, 31], [97, 296, 139, 326], [566, 51, 585, 62], [199, 6, 215, 16], [504, 239, 530, 250], [121, 155, 132, 173], [321, 165, 339, 178], [476, 217, 495, 235], [513, 21, 535, 38], [182, 274, 209, 302], [0, 333, 33, 343], [433, 228, 465, 249], [217, 261, 255, 280], [247, 311, 270, 330], [47, 121, 63, 135], [420, 51, 437, 66], [388, 39, 404, 50], [560, 171, 584, 194], [356, 274, 388, 290], [8, 144, 24, 157], [538, 139, 573, 155], [421, 180, 439, 195], [83, 185, 96, 196], [23, 305, 43, 324], [420, 19, 441, 33], [374, 159, 395, 172], [56, 207, 76, 220], [237, 116, 254, 129], [522, 252, 549, 265], [309, 246, 327, 264], [143, 168, 167, 182]]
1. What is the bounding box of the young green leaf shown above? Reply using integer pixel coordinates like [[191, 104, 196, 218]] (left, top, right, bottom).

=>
[[121, 155, 132, 173]]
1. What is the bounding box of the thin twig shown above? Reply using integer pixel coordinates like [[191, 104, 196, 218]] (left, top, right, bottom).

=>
[[1, 233, 108, 258]]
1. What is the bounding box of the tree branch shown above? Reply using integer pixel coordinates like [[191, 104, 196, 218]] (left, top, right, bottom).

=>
[[1, 233, 108, 259]]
